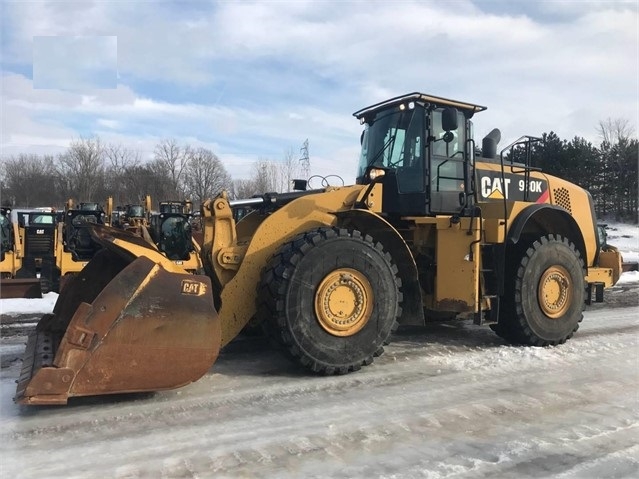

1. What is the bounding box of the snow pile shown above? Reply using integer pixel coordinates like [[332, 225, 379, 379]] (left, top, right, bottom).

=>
[[604, 222, 639, 285], [604, 222, 639, 264], [0, 292, 58, 316]]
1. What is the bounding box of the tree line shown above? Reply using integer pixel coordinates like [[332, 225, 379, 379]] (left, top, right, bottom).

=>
[[520, 119, 637, 221], [1, 120, 636, 221], [0, 137, 304, 210]]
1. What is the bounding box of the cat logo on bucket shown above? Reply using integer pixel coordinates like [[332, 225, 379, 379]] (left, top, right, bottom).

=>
[[181, 279, 205, 296]]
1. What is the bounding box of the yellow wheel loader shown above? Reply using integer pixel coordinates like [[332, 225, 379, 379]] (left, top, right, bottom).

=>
[[15, 92, 623, 405], [109, 196, 203, 273], [148, 200, 202, 273], [115, 196, 151, 232]]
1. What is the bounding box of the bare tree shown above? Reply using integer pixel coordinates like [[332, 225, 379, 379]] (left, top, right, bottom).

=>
[[130, 160, 177, 204], [1, 154, 57, 206], [277, 148, 303, 192], [596, 118, 637, 220], [154, 139, 188, 198], [230, 178, 258, 199], [183, 147, 232, 204], [104, 143, 140, 175], [251, 159, 280, 193], [597, 118, 633, 150], [233, 150, 305, 199], [104, 143, 141, 205], [57, 136, 105, 201]]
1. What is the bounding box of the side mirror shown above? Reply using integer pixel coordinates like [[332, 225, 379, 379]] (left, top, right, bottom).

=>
[[597, 225, 608, 247], [442, 107, 458, 132]]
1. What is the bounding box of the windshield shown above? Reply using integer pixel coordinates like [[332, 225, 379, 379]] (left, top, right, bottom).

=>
[[71, 213, 101, 226], [128, 205, 144, 217], [31, 214, 55, 224], [357, 105, 425, 193], [79, 203, 100, 211], [160, 203, 183, 214], [357, 105, 425, 185], [0, 214, 11, 251], [159, 216, 192, 260]]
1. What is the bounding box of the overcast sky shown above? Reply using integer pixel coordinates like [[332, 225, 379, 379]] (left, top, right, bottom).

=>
[[1, 0, 637, 184]]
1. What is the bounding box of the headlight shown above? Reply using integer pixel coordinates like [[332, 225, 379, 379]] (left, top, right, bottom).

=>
[[368, 168, 386, 181]]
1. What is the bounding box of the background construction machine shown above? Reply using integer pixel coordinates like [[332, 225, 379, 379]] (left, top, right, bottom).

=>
[[108, 197, 202, 273], [147, 200, 201, 272], [56, 200, 108, 291], [1, 207, 43, 298], [2, 208, 59, 297], [116, 196, 152, 233], [15, 92, 622, 405]]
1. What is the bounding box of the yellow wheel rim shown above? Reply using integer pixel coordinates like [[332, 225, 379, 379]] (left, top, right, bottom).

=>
[[538, 265, 573, 319], [314, 268, 373, 337]]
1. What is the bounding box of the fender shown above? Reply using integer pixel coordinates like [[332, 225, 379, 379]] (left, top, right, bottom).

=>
[[507, 204, 586, 263]]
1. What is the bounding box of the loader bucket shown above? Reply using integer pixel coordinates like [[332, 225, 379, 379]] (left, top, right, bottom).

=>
[[15, 245, 221, 405], [0, 278, 42, 299]]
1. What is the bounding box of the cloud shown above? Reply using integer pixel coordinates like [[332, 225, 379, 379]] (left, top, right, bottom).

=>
[[96, 118, 120, 130], [33, 36, 117, 90], [1, 1, 637, 184]]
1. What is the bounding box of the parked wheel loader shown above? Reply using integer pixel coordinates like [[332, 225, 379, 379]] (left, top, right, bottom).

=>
[[15, 92, 623, 405], [115, 196, 152, 232], [0, 207, 43, 298], [109, 197, 203, 273], [56, 199, 108, 291], [146, 200, 202, 273]]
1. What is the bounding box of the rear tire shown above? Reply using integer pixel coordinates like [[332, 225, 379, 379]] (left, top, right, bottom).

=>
[[497, 235, 585, 346], [257, 227, 401, 374]]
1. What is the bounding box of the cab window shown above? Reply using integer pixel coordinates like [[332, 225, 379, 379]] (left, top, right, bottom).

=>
[[430, 109, 466, 193]]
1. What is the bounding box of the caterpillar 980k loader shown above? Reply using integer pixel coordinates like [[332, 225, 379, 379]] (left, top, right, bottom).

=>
[[15, 92, 623, 405]]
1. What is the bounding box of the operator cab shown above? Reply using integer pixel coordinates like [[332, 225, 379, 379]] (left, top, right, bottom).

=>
[[354, 92, 486, 216], [120, 204, 146, 229], [149, 201, 195, 261], [127, 205, 145, 218], [64, 202, 106, 261], [0, 208, 13, 261]]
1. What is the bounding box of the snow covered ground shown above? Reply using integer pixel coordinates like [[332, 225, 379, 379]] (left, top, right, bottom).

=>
[[0, 221, 637, 478], [605, 220, 639, 268]]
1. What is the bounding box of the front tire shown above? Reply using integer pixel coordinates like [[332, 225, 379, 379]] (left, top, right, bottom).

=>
[[497, 235, 585, 346], [257, 227, 402, 374]]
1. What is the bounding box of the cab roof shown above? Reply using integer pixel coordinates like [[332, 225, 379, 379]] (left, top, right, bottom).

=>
[[353, 92, 487, 119]]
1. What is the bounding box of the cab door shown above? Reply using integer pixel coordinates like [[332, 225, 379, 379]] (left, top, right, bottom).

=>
[[428, 108, 469, 214]]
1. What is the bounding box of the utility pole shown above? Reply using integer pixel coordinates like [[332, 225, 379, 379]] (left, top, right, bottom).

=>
[[299, 139, 310, 179]]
